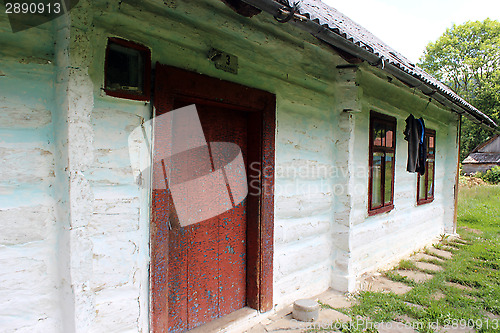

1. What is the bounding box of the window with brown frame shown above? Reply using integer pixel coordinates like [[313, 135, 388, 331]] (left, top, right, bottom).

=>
[[368, 111, 397, 216], [104, 38, 151, 101], [417, 129, 436, 205]]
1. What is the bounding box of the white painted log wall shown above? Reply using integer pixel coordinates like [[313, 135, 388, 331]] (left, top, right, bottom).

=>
[[0, 0, 462, 331], [273, 100, 336, 307], [86, 100, 151, 333], [0, 48, 60, 333], [346, 72, 460, 287]]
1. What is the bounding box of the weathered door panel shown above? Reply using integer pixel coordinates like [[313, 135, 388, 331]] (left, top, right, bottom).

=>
[[164, 101, 249, 332], [185, 220, 220, 329], [166, 225, 188, 333], [217, 202, 247, 316]]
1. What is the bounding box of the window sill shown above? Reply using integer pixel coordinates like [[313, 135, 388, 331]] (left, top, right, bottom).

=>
[[368, 204, 394, 216], [104, 89, 150, 101], [417, 198, 434, 206]]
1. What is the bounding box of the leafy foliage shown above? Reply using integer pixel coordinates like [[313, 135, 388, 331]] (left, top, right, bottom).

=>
[[419, 19, 500, 161], [477, 166, 500, 185]]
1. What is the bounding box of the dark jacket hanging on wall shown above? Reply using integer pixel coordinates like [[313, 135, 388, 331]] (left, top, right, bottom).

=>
[[404, 114, 427, 175], [416, 118, 426, 175]]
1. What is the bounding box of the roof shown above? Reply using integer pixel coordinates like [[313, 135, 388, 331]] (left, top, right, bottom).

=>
[[290, 0, 417, 66], [463, 153, 500, 164], [241, 0, 499, 132], [463, 135, 500, 164], [471, 135, 500, 153]]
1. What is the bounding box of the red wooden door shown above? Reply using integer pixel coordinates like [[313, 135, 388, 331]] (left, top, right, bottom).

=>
[[166, 101, 248, 332], [151, 65, 276, 333]]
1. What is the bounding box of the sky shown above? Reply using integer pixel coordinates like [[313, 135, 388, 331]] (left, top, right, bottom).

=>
[[322, 0, 500, 64]]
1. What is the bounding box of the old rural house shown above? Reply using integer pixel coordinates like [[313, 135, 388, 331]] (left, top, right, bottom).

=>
[[1, 0, 499, 332], [462, 135, 500, 174]]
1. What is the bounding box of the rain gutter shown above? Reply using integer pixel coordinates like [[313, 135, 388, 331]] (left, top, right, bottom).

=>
[[239, 0, 499, 133]]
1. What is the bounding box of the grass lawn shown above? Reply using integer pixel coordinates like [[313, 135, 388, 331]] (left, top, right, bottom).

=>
[[327, 184, 500, 333]]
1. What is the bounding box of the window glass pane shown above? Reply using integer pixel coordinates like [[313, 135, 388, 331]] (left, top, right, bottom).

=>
[[371, 152, 383, 207], [373, 122, 385, 147], [385, 129, 394, 148], [428, 134, 435, 155], [427, 162, 434, 197], [106, 43, 145, 94], [418, 175, 426, 201], [384, 153, 394, 204]]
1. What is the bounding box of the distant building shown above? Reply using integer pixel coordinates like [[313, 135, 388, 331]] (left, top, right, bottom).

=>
[[462, 135, 500, 174]]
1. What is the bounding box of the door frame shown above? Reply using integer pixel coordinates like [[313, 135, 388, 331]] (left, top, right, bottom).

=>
[[150, 64, 276, 332]]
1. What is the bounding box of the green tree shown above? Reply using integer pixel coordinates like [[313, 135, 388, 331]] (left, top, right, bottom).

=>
[[419, 19, 500, 161]]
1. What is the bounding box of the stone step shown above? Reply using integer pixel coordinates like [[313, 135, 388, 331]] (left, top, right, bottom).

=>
[[318, 308, 351, 323], [317, 290, 356, 309], [440, 325, 476, 332], [292, 299, 319, 322], [359, 274, 413, 294], [413, 261, 444, 272], [376, 321, 419, 333], [396, 270, 433, 283], [426, 247, 454, 259], [445, 281, 475, 292], [411, 253, 445, 263]]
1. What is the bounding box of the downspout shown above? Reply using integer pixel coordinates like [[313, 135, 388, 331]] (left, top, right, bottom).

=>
[[240, 0, 500, 134]]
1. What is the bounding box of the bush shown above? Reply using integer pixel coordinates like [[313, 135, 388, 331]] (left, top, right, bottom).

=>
[[478, 166, 500, 185]]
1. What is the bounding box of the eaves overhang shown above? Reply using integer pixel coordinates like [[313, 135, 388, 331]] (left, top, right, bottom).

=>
[[239, 0, 500, 134]]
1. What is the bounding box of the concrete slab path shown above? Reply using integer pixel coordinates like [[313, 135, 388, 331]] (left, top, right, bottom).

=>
[[244, 244, 481, 332]]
